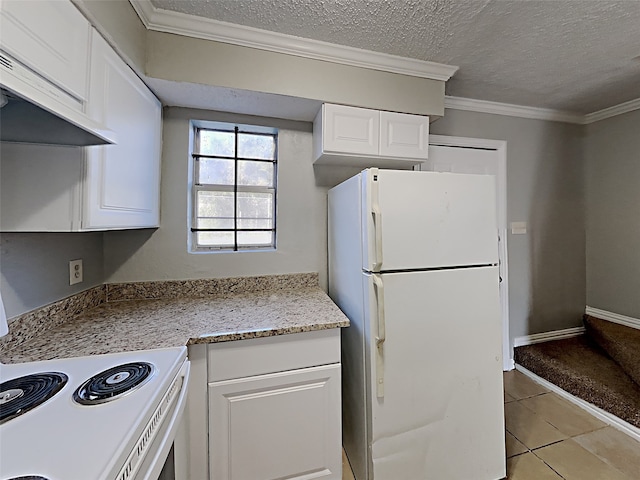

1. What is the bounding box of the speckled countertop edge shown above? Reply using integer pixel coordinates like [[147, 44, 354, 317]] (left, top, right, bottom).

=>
[[0, 273, 350, 363], [106, 272, 320, 301]]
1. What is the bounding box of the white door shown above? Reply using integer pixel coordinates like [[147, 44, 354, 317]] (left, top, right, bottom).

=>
[[419, 139, 511, 371], [362, 168, 498, 272], [364, 269, 505, 480], [379, 111, 429, 159], [322, 103, 379, 156], [208, 365, 342, 480], [83, 33, 161, 229]]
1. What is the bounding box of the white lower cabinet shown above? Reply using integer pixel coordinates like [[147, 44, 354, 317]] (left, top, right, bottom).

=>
[[209, 364, 341, 480], [177, 329, 343, 480]]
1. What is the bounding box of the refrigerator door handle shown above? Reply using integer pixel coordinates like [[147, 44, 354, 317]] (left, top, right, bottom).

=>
[[369, 168, 383, 272], [372, 206, 383, 272], [372, 274, 386, 398]]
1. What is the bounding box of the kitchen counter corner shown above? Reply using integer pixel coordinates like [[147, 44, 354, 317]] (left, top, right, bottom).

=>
[[0, 276, 349, 363]]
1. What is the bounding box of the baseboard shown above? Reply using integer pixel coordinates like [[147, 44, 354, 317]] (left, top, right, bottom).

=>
[[515, 365, 640, 442], [504, 358, 515, 371], [585, 306, 640, 330], [513, 326, 585, 348]]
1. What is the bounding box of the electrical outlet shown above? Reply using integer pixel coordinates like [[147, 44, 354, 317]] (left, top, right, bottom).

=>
[[69, 259, 83, 285]]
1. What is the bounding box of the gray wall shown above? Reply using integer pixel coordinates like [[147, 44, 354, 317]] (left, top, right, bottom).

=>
[[146, 31, 445, 117], [72, 0, 147, 74], [431, 109, 586, 340], [2, 98, 634, 342], [0, 232, 104, 318], [585, 109, 640, 319], [103, 107, 331, 289]]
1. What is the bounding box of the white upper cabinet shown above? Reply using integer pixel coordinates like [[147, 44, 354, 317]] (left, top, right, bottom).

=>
[[83, 33, 162, 230], [313, 103, 429, 168], [0, 0, 90, 103], [321, 103, 379, 156], [379, 110, 429, 159], [0, 24, 162, 232]]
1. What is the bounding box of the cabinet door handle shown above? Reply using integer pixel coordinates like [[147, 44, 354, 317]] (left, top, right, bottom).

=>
[[372, 274, 385, 398]]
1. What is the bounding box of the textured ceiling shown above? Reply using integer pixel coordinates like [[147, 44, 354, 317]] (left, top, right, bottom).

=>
[[149, 0, 640, 114]]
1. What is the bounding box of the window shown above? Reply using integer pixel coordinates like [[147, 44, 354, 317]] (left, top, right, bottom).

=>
[[190, 122, 277, 251]]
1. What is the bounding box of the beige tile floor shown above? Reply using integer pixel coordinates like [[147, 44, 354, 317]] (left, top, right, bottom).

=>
[[503, 370, 640, 480], [342, 370, 640, 479]]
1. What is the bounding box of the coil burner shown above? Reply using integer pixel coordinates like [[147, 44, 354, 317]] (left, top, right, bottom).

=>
[[0, 373, 68, 424], [73, 362, 155, 405], [7, 476, 50, 480]]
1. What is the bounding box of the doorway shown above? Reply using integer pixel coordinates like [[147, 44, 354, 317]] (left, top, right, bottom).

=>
[[419, 135, 511, 370]]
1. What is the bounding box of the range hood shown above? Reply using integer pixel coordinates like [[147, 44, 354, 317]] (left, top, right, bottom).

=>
[[0, 51, 116, 146]]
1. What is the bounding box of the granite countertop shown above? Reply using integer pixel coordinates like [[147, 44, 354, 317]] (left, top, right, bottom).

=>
[[0, 274, 349, 364]]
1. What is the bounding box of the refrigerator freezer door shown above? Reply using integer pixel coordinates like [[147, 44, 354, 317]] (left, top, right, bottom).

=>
[[364, 267, 505, 480], [362, 169, 499, 272]]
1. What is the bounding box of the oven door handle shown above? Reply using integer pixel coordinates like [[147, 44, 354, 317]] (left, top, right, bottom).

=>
[[136, 360, 191, 480]]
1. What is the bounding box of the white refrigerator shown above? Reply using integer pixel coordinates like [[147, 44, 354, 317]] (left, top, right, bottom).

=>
[[328, 168, 505, 480]]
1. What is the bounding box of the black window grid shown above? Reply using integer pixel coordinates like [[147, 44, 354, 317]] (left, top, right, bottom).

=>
[[191, 126, 278, 251]]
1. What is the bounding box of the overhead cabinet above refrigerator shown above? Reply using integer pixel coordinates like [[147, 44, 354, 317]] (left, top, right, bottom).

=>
[[313, 104, 429, 168]]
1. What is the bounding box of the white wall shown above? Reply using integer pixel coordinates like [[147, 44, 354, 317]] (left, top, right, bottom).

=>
[[104, 107, 331, 289], [585, 109, 640, 319]]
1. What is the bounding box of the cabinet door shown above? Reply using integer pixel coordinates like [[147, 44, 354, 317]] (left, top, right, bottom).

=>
[[323, 104, 379, 156], [84, 32, 161, 230], [379, 111, 429, 159], [209, 364, 342, 480], [0, 0, 89, 101]]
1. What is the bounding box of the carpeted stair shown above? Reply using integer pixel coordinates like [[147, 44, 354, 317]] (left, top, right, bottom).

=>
[[514, 315, 640, 429]]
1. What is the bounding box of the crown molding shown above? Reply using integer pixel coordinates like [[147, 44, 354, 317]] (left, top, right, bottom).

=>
[[583, 97, 640, 124], [129, 1, 638, 123], [444, 96, 584, 124], [444, 95, 640, 124], [129, 0, 458, 81]]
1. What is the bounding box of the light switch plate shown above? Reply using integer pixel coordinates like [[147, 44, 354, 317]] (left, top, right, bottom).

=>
[[510, 222, 527, 235]]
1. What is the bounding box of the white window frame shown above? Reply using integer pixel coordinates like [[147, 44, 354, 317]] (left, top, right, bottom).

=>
[[189, 120, 278, 252]]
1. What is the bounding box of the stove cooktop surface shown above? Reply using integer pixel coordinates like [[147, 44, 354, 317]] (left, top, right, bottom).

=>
[[0, 346, 187, 480], [6, 476, 50, 480]]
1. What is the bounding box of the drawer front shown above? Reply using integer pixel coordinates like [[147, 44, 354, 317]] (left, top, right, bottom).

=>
[[208, 329, 340, 382]]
